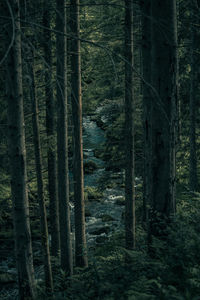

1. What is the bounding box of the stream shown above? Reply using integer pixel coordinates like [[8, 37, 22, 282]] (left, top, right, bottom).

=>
[[82, 116, 125, 246]]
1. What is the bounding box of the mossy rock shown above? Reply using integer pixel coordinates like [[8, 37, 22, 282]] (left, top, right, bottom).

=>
[[84, 160, 98, 174], [115, 197, 125, 206], [90, 226, 110, 235], [95, 235, 109, 244], [100, 214, 115, 222], [85, 208, 92, 217], [84, 186, 103, 202]]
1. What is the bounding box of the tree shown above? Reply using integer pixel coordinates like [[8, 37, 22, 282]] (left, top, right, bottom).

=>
[[56, 0, 73, 274], [5, 0, 36, 298], [43, 0, 60, 257], [70, 0, 88, 267], [150, 0, 178, 237], [28, 49, 53, 291], [140, 0, 152, 224], [124, 0, 135, 249], [189, 0, 198, 192]]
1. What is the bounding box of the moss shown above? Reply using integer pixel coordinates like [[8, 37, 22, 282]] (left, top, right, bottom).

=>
[[84, 186, 103, 202]]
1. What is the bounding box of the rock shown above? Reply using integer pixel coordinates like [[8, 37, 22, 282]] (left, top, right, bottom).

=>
[[84, 160, 98, 174], [90, 226, 110, 235], [100, 214, 115, 222], [95, 235, 108, 244], [105, 165, 121, 172], [85, 208, 92, 217], [115, 197, 125, 206], [84, 186, 103, 202]]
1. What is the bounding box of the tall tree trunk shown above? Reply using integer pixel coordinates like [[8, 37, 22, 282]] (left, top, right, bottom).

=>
[[28, 51, 53, 291], [189, 1, 198, 191], [56, 0, 73, 274], [5, 1, 36, 298], [43, 0, 60, 257], [70, 0, 88, 267], [124, 0, 135, 250], [140, 0, 152, 224], [150, 0, 178, 237]]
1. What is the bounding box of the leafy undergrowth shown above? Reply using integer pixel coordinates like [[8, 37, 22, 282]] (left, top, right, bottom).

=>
[[37, 193, 200, 300]]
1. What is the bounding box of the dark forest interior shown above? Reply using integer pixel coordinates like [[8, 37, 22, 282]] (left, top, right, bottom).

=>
[[1, 0, 200, 299]]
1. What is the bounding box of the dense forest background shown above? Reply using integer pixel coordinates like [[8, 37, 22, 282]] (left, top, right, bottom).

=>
[[1, 0, 200, 299]]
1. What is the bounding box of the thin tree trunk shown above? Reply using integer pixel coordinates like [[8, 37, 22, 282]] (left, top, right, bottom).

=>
[[28, 51, 53, 291], [140, 0, 152, 225], [43, 0, 60, 257], [189, 1, 198, 191], [5, 1, 36, 298], [56, 0, 73, 274], [150, 0, 178, 237], [70, 0, 88, 267], [124, 0, 135, 250]]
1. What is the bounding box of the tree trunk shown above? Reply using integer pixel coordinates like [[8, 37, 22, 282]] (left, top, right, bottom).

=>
[[5, 1, 36, 298], [56, 0, 73, 274], [150, 0, 178, 237], [124, 0, 135, 250], [28, 51, 53, 291], [43, 0, 60, 257], [140, 0, 152, 225], [70, 0, 88, 267], [189, 1, 198, 191]]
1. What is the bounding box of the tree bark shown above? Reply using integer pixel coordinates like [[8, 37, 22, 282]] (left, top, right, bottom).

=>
[[43, 0, 60, 257], [56, 0, 73, 274], [150, 0, 178, 237], [189, 1, 198, 191], [28, 51, 53, 291], [124, 0, 135, 250], [140, 0, 152, 225], [70, 0, 88, 267], [5, 1, 36, 298]]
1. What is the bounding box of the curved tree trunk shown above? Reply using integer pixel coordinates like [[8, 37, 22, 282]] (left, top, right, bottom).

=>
[[56, 0, 73, 274], [70, 0, 88, 267], [124, 0, 135, 250], [5, 1, 36, 298]]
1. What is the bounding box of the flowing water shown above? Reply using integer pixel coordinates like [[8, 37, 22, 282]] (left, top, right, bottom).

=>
[[82, 116, 125, 246]]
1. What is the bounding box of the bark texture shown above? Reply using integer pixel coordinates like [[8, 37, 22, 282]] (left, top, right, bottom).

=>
[[140, 0, 152, 224], [70, 0, 88, 267], [56, 0, 73, 274], [6, 1, 36, 298], [43, 0, 60, 256], [29, 51, 53, 291], [124, 0, 135, 250], [189, 1, 198, 191], [150, 0, 178, 236]]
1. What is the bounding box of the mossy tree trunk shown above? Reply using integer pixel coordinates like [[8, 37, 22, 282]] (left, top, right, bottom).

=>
[[56, 0, 73, 274], [124, 0, 135, 250], [70, 0, 88, 267], [43, 0, 60, 257]]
